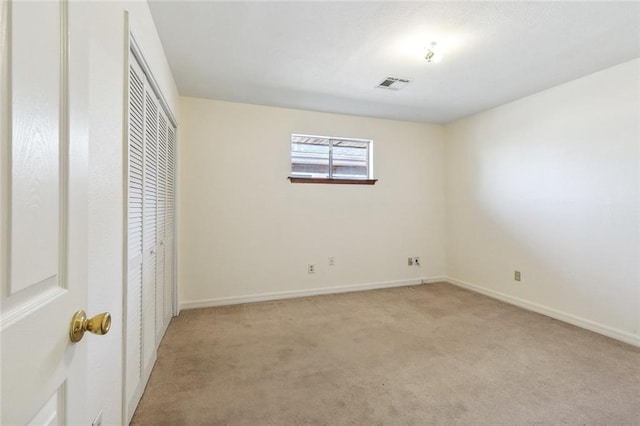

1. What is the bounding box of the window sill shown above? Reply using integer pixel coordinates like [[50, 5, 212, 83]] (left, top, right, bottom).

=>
[[288, 177, 378, 185]]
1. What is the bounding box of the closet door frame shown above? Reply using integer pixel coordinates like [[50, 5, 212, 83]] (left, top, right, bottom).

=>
[[123, 19, 178, 425]]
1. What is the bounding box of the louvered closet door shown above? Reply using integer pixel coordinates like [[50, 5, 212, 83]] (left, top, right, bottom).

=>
[[127, 57, 146, 403], [126, 50, 177, 422], [142, 84, 159, 373], [164, 125, 176, 324], [155, 111, 168, 340]]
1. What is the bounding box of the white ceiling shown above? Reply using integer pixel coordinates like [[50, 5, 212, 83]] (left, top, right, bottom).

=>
[[148, 1, 640, 124]]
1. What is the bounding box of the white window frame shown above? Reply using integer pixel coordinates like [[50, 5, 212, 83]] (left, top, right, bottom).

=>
[[290, 133, 374, 180]]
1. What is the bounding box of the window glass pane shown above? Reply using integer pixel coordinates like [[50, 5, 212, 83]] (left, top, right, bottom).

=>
[[332, 140, 368, 179], [291, 136, 330, 178], [290, 135, 372, 180]]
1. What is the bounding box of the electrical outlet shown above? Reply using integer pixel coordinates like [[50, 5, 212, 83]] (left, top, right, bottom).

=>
[[308, 264, 316, 274], [329, 257, 335, 266], [514, 270, 521, 281], [407, 257, 413, 266], [414, 257, 420, 266]]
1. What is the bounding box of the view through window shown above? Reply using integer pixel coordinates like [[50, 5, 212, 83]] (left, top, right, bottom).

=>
[[290, 134, 372, 180]]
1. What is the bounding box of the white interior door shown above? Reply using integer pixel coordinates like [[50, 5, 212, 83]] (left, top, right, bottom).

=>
[[1, 1, 90, 424]]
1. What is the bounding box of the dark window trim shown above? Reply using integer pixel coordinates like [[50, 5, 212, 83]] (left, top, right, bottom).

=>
[[288, 177, 378, 185]]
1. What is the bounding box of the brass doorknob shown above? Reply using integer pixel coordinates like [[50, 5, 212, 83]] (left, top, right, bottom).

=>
[[69, 311, 111, 343]]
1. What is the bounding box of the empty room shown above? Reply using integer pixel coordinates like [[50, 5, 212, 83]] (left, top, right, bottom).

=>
[[1, 1, 639, 425]]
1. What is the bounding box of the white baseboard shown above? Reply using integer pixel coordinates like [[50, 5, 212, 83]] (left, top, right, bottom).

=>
[[445, 276, 640, 348], [179, 275, 639, 348], [179, 276, 447, 311]]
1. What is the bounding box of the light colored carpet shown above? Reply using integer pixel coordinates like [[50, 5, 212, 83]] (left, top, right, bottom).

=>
[[131, 282, 640, 425]]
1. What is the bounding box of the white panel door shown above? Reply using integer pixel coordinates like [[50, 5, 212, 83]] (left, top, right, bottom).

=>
[[1, 1, 89, 424]]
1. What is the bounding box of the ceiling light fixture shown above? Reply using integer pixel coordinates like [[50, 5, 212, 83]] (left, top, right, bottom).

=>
[[425, 42, 443, 63]]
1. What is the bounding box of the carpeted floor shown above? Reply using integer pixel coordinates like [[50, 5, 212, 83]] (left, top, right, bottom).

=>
[[131, 282, 640, 425]]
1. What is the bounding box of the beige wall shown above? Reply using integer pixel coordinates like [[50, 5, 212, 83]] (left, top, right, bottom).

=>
[[85, 2, 178, 424], [445, 59, 640, 344], [177, 60, 640, 347], [178, 97, 447, 306], [177, 60, 639, 352]]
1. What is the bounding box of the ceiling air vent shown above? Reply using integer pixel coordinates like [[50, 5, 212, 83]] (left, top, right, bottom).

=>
[[376, 76, 412, 91]]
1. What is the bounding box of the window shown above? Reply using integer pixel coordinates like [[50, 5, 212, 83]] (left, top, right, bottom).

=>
[[289, 134, 377, 184]]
